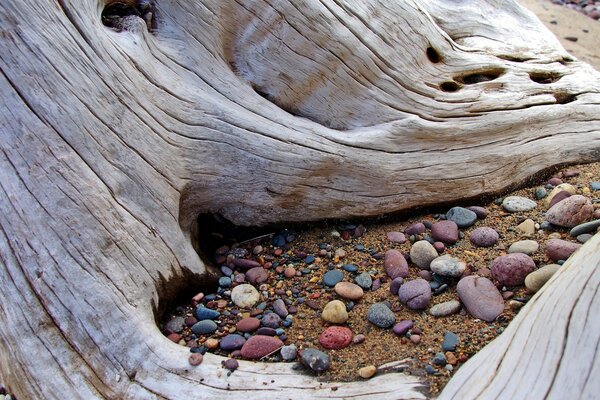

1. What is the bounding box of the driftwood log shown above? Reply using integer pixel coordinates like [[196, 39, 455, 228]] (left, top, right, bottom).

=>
[[0, 0, 599, 398]]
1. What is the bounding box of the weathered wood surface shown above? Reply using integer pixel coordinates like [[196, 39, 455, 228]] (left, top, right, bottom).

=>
[[0, 0, 599, 398]]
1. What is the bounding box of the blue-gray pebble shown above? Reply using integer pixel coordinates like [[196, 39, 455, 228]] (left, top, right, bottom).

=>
[[323, 270, 344, 287], [355, 272, 373, 290], [367, 303, 396, 328], [191, 320, 218, 335], [446, 207, 477, 228], [195, 306, 220, 320], [442, 332, 459, 351]]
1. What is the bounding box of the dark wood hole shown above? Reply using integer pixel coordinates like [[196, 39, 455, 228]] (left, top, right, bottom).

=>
[[426, 47, 441, 63], [497, 55, 532, 63], [440, 81, 460, 92], [102, 1, 155, 32], [529, 72, 562, 84], [554, 92, 577, 104], [455, 69, 505, 85]]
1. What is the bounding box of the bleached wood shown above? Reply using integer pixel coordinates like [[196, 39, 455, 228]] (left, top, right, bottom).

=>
[[0, 0, 599, 399]]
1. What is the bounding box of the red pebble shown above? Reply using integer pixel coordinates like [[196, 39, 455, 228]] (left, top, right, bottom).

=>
[[167, 333, 181, 343], [319, 326, 353, 350]]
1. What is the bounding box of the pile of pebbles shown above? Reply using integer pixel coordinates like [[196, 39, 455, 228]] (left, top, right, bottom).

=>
[[551, 0, 600, 20], [161, 165, 599, 392]]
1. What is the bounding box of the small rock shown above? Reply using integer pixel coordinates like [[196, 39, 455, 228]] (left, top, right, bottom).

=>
[[433, 352, 447, 366], [392, 320, 413, 335], [205, 338, 220, 349], [508, 240, 539, 255], [431, 221, 459, 245], [334, 282, 364, 300], [220, 334, 246, 351], [384, 249, 409, 278], [343, 263, 359, 273], [570, 220, 600, 237], [469, 227, 499, 247], [517, 219, 536, 235], [272, 299, 289, 318], [466, 206, 488, 219], [246, 267, 268, 285], [222, 358, 239, 371], [430, 300, 461, 317], [300, 348, 330, 372], [261, 313, 281, 328], [240, 335, 284, 359], [502, 196, 537, 212], [321, 300, 349, 324], [231, 284, 260, 308], [189, 353, 204, 366], [410, 240, 439, 269], [446, 207, 478, 228], [367, 303, 396, 328], [457, 275, 504, 322], [236, 317, 261, 333], [359, 365, 377, 379], [191, 320, 218, 335], [334, 248, 346, 259], [355, 272, 373, 290], [323, 270, 344, 287], [535, 187, 547, 200], [405, 222, 426, 236], [430, 255, 466, 278], [410, 334, 421, 344], [164, 316, 185, 333], [353, 334, 366, 344], [319, 326, 353, 350], [442, 332, 459, 351], [281, 344, 298, 361], [490, 253, 536, 286], [546, 195, 593, 227], [577, 234, 593, 244], [195, 306, 220, 321], [389, 277, 404, 295], [545, 239, 581, 261], [546, 184, 576, 207], [590, 182, 600, 191], [547, 177, 562, 186], [525, 264, 561, 293], [398, 279, 432, 310], [548, 190, 572, 208], [284, 267, 296, 278], [387, 231, 407, 243], [233, 259, 261, 269]]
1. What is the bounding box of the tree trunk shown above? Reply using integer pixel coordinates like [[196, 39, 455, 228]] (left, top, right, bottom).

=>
[[0, 0, 599, 398]]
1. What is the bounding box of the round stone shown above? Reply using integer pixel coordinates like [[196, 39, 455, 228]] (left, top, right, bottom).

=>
[[236, 317, 260, 332], [502, 196, 537, 212], [191, 320, 218, 335], [405, 222, 426, 236], [410, 240, 438, 269], [300, 348, 330, 372], [189, 353, 204, 366], [231, 284, 260, 308], [318, 326, 353, 350], [430, 255, 466, 278], [343, 264, 359, 273], [334, 282, 364, 300], [384, 249, 409, 278], [546, 195, 594, 227], [321, 300, 349, 324], [398, 279, 432, 310], [508, 240, 539, 255], [220, 334, 246, 351], [490, 253, 536, 286], [219, 276, 232, 288], [466, 206, 488, 219], [222, 358, 239, 371], [431, 221, 459, 245], [272, 299, 288, 318], [525, 264, 561, 293], [392, 320, 413, 335], [355, 272, 373, 290], [469, 227, 499, 247], [446, 207, 478, 228], [280, 344, 297, 361], [430, 300, 461, 317], [367, 303, 396, 328], [323, 270, 344, 287], [457, 276, 504, 322], [240, 335, 284, 359], [261, 312, 281, 328], [284, 267, 297, 278], [359, 365, 377, 379], [164, 316, 185, 333], [386, 231, 407, 243], [545, 239, 581, 261], [389, 277, 404, 295], [246, 267, 268, 285], [548, 190, 572, 208]]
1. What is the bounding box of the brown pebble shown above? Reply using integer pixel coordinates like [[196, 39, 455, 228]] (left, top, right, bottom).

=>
[[410, 334, 421, 344], [358, 365, 377, 379], [446, 352, 457, 365], [205, 338, 220, 349], [352, 334, 366, 344], [284, 267, 296, 278], [189, 353, 203, 366]]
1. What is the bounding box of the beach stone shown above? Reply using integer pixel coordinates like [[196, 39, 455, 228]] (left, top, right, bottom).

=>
[[405, 222, 426, 236], [548, 190, 571, 208], [321, 300, 349, 324], [466, 206, 488, 219], [256, 327, 277, 336], [398, 279, 432, 310], [240, 335, 283, 359], [410, 334, 421, 344], [591, 182, 600, 191], [284, 267, 296, 278], [442, 332, 459, 351], [546, 195, 594, 228], [577, 234, 593, 243], [517, 219, 536, 235], [431, 221, 459, 245], [220, 334, 246, 351], [410, 240, 438, 269], [535, 187, 547, 200], [280, 344, 297, 361], [390, 277, 404, 295], [195, 306, 220, 321], [353, 334, 366, 344], [323, 270, 344, 287], [469, 227, 499, 247], [392, 320, 413, 335], [525, 264, 561, 293], [546, 184, 576, 206], [191, 320, 218, 335], [189, 353, 204, 366], [502, 196, 537, 212], [384, 249, 409, 278], [261, 312, 281, 328], [222, 358, 239, 371], [430, 300, 461, 317], [205, 338, 220, 349], [433, 352, 447, 366], [570, 220, 600, 237], [334, 282, 364, 300], [355, 272, 372, 290], [508, 240, 539, 255], [319, 326, 353, 350], [164, 316, 185, 333], [300, 348, 330, 372], [231, 284, 260, 308], [359, 365, 377, 379], [545, 239, 581, 261], [547, 177, 562, 186], [387, 231, 407, 243], [490, 253, 536, 286], [446, 207, 477, 228], [430, 255, 466, 278], [343, 264, 359, 273], [457, 276, 504, 322], [246, 267, 268, 285], [219, 276, 232, 288], [272, 299, 289, 318], [236, 317, 260, 333], [367, 303, 396, 328], [233, 258, 261, 269]]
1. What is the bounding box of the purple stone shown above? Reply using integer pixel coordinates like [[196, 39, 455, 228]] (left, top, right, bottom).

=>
[[384, 249, 409, 279], [405, 222, 426, 236], [220, 334, 246, 351], [466, 206, 488, 219], [233, 259, 261, 269], [261, 313, 281, 328], [392, 320, 414, 336], [398, 279, 432, 310], [272, 299, 289, 318], [389, 277, 404, 295], [431, 221, 459, 245], [256, 327, 278, 336], [470, 227, 499, 248], [386, 231, 407, 243], [223, 358, 239, 371]]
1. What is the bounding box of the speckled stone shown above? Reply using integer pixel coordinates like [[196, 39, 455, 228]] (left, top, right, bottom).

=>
[[319, 326, 353, 350], [334, 282, 364, 300], [545, 239, 582, 261], [430, 255, 466, 278], [246, 267, 268, 285], [490, 253, 536, 286], [398, 279, 432, 310], [525, 264, 561, 293], [386, 232, 407, 243], [321, 300, 349, 324], [457, 276, 504, 322], [231, 284, 260, 308], [446, 207, 478, 228], [384, 249, 409, 278], [546, 195, 593, 227], [355, 272, 373, 290], [431, 221, 459, 245], [508, 240, 539, 255], [430, 300, 461, 317], [502, 196, 537, 212], [410, 240, 438, 270], [261, 312, 281, 328], [367, 303, 396, 328], [300, 348, 330, 372], [280, 344, 297, 361], [469, 227, 499, 247], [240, 335, 283, 359]]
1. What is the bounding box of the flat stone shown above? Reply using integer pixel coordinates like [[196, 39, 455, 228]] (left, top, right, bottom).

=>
[[430, 255, 466, 278], [319, 326, 353, 350], [358, 365, 377, 379], [343, 264, 359, 273], [231, 284, 260, 308], [386, 232, 407, 243], [457, 276, 504, 322], [446, 207, 478, 228], [246, 267, 268, 285], [355, 272, 373, 290], [546, 195, 594, 228], [233, 259, 261, 269], [195, 306, 220, 320], [431, 221, 459, 245], [508, 240, 539, 255], [502, 196, 537, 212], [398, 279, 432, 310], [466, 206, 488, 219], [334, 282, 364, 300], [321, 300, 349, 324], [517, 219, 536, 235], [261, 312, 281, 328], [545, 183, 576, 207], [272, 298, 288, 318], [220, 334, 246, 351], [384, 249, 409, 278], [222, 358, 239, 371], [390, 277, 404, 295], [300, 348, 330, 372], [570, 220, 600, 237], [164, 316, 185, 333], [236, 317, 260, 333], [323, 270, 344, 287], [442, 332, 459, 351], [191, 320, 218, 335], [430, 300, 461, 317], [591, 182, 600, 191], [490, 253, 536, 286], [410, 240, 438, 269], [392, 320, 413, 335], [405, 222, 426, 236], [525, 264, 561, 293], [545, 239, 581, 261], [367, 303, 396, 328], [577, 234, 593, 243], [548, 190, 571, 208], [469, 227, 499, 247], [256, 327, 277, 336], [280, 344, 297, 361], [240, 335, 283, 359]]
